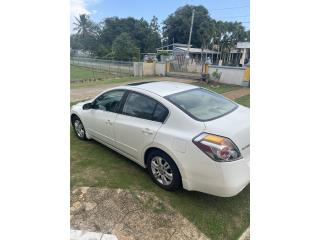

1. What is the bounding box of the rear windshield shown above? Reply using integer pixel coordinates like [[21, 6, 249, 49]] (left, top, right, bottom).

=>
[[165, 88, 237, 121]]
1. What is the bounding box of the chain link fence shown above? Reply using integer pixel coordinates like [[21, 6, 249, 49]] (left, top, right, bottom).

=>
[[70, 57, 134, 82]]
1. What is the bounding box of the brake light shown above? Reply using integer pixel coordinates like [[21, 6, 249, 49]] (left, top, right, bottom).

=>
[[193, 133, 242, 162]]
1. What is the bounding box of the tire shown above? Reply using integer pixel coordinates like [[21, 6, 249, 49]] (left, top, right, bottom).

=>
[[146, 150, 181, 191], [72, 116, 87, 140]]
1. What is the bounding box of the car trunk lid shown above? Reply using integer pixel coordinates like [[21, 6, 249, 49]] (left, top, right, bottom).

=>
[[203, 105, 250, 157]]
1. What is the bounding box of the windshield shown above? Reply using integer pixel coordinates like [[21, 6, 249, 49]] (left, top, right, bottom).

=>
[[165, 88, 237, 121]]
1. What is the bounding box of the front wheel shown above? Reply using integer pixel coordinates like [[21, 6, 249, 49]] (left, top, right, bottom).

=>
[[146, 150, 181, 191], [72, 116, 87, 140]]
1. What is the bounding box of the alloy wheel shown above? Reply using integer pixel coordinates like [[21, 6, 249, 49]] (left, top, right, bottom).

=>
[[150, 156, 173, 186], [74, 119, 85, 138]]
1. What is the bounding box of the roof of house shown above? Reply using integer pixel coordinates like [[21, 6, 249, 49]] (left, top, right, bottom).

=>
[[173, 47, 218, 54], [236, 42, 250, 49]]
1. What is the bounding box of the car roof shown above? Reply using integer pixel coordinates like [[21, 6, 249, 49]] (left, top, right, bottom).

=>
[[129, 81, 199, 97]]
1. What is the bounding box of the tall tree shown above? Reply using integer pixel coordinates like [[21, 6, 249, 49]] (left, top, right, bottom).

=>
[[112, 33, 139, 61], [163, 5, 213, 48], [145, 16, 161, 53], [72, 14, 100, 53], [73, 14, 95, 38]]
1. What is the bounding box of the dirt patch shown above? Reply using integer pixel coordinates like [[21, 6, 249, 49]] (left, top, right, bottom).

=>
[[70, 77, 195, 102], [71, 187, 209, 240], [222, 88, 250, 100]]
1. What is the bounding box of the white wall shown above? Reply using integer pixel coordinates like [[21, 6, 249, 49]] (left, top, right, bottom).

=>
[[155, 62, 166, 76], [208, 65, 246, 85], [133, 62, 143, 77]]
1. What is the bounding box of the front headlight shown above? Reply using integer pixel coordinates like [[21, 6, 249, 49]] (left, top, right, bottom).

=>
[[193, 133, 242, 162]]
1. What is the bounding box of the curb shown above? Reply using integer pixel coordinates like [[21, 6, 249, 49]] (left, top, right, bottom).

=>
[[70, 229, 118, 240]]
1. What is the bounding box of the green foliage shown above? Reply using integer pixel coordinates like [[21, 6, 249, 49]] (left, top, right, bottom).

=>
[[99, 17, 161, 55], [112, 33, 139, 61], [162, 5, 249, 54], [70, 5, 249, 62], [72, 14, 100, 53], [163, 5, 214, 48], [212, 69, 222, 80]]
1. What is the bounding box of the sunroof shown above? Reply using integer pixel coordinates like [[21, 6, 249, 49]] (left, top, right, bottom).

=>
[[127, 81, 154, 86]]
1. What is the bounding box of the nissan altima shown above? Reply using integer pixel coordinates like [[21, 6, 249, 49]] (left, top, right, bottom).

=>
[[71, 81, 250, 197]]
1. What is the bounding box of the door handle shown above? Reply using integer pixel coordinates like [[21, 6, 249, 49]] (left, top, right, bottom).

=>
[[142, 128, 153, 135], [105, 119, 112, 126]]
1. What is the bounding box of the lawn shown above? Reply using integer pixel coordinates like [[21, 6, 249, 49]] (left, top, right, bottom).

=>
[[70, 65, 141, 89], [70, 92, 250, 240], [235, 94, 250, 107], [70, 65, 147, 89], [71, 65, 115, 81], [193, 81, 243, 94]]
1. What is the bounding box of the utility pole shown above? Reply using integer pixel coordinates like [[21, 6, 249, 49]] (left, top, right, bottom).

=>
[[187, 9, 195, 52]]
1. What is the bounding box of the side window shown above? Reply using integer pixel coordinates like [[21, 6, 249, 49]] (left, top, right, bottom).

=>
[[93, 90, 125, 113], [122, 92, 168, 122], [152, 104, 169, 122]]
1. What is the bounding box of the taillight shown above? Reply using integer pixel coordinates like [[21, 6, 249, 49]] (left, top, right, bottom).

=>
[[193, 133, 242, 162]]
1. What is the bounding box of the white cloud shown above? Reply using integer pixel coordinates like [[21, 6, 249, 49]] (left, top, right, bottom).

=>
[[70, 0, 95, 32]]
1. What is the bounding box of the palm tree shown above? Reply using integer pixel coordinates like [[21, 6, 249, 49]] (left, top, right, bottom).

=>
[[73, 14, 93, 38]]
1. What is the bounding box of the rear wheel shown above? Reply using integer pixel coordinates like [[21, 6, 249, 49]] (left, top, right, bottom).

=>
[[146, 150, 181, 191], [72, 116, 87, 140]]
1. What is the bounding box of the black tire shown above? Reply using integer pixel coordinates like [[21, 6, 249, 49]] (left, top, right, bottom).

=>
[[72, 115, 87, 140], [146, 149, 181, 191]]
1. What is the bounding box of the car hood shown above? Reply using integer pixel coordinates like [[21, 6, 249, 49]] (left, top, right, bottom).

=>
[[203, 105, 250, 156]]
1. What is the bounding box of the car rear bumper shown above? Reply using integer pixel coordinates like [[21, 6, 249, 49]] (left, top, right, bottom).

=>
[[183, 154, 250, 197]]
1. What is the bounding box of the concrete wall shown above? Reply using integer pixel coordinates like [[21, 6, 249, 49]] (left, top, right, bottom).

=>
[[143, 62, 155, 76], [133, 62, 143, 77], [155, 62, 166, 76], [208, 65, 246, 86]]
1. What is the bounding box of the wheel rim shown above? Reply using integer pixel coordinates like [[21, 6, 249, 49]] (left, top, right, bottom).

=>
[[74, 119, 85, 138], [151, 156, 173, 186]]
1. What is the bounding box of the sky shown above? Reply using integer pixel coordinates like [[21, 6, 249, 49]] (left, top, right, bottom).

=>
[[70, 0, 250, 32]]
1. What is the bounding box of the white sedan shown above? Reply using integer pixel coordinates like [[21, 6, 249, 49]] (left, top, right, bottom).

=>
[[71, 81, 250, 197]]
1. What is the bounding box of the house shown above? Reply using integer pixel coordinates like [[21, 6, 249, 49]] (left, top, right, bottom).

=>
[[156, 43, 218, 64], [236, 42, 250, 66]]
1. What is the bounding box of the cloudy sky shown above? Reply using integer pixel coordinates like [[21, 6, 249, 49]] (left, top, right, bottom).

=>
[[70, 0, 250, 32]]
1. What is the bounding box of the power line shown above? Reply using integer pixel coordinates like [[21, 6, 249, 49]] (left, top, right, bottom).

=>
[[212, 5, 249, 11], [217, 15, 250, 19]]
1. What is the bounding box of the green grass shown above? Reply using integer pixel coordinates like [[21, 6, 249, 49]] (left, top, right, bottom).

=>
[[235, 94, 250, 107], [70, 65, 142, 89], [193, 82, 243, 94], [71, 76, 146, 89], [70, 128, 249, 240], [71, 65, 115, 81], [70, 95, 250, 240], [70, 80, 250, 239]]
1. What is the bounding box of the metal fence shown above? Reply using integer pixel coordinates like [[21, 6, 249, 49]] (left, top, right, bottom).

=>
[[70, 57, 134, 82]]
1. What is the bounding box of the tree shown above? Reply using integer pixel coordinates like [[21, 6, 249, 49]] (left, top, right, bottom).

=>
[[150, 16, 160, 32], [144, 16, 161, 53], [163, 5, 213, 48], [73, 14, 96, 38], [112, 33, 139, 61], [72, 14, 100, 53]]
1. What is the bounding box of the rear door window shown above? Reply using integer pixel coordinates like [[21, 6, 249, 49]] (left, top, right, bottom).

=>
[[122, 92, 168, 122]]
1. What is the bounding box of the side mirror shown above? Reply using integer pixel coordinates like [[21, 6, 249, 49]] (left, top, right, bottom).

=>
[[83, 102, 93, 110]]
